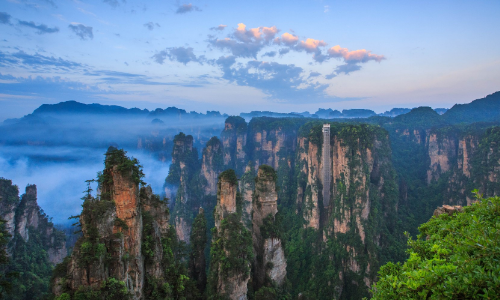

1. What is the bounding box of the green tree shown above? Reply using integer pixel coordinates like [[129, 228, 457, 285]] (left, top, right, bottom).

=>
[[189, 208, 208, 296], [0, 218, 12, 298], [371, 192, 500, 299]]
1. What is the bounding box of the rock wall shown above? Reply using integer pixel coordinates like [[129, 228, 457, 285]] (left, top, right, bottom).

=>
[[201, 137, 224, 196], [209, 170, 252, 300], [0, 180, 66, 264], [252, 166, 287, 289], [55, 150, 172, 300]]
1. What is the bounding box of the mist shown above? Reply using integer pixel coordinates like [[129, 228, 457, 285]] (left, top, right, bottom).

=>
[[0, 145, 171, 224]]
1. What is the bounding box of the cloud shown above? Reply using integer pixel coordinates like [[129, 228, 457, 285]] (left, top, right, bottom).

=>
[[325, 63, 362, 79], [234, 23, 278, 43], [324, 5, 330, 13], [327, 45, 385, 63], [210, 24, 227, 31], [262, 51, 276, 58], [176, 4, 201, 14], [209, 23, 279, 58], [103, 0, 125, 8], [214, 58, 329, 102], [274, 32, 299, 46], [278, 48, 290, 56], [210, 37, 263, 58], [152, 47, 203, 65], [0, 74, 105, 100], [334, 63, 362, 75], [18, 20, 59, 34], [69, 23, 93, 40], [297, 38, 327, 53], [144, 22, 160, 30], [309, 71, 321, 78], [325, 72, 336, 80], [0, 50, 84, 71], [0, 12, 11, 24]]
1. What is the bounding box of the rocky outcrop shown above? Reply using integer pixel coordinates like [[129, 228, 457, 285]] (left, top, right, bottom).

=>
[[252, 165, 287, 289], [201, 137, 224, 196], [296, 136, 321, 229], [433, 205, 463, 217], [221, 116, 248, 175], [209, 170, 252, 300], [54, 149, 173, 300], [427, 133, 455, 184], [165, 132, 199, 243], [0, 179, 66, 263], [239, 164, 255, 229]]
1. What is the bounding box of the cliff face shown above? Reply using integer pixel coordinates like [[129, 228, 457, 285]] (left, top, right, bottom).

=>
[[419, 127, 500, 206], [293, 123, 400, 297], [221, 116, 248, 175], [64, 165, 145, 298], [0, 180, 66, 264], [165, 132, 200, 243], [208, 170, 252, 300], [197, 119, 401, 299], [296, 136, 321, 229], [53, 149, 188, 300], [201, 137, 224, 196], [252, 166, 287, 289], [0, 179, 66, 300]]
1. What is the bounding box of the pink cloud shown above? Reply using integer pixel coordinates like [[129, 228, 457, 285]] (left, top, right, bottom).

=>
[[234, 23, 279, 43], [297, 38, 327, 53], [275, 32, 299, 46], [327, 45, 385, 63]]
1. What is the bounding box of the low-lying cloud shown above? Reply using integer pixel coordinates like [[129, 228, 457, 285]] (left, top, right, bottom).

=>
[[0, 146, 170, 224]]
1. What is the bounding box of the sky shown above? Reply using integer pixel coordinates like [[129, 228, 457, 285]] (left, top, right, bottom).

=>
[[1, 0, 500, 120]]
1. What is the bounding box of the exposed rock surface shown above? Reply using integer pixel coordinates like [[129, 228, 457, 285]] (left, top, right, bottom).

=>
[[252, 166, 287, 289], [0, 179, 66, 264], [433, 205, 463, 217], [54, 150, 171, 300], [201, 137, 224, 195], [210, 170, 251, 300]]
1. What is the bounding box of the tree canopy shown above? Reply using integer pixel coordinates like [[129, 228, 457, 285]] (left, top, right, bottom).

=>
[[371, 192, 500, 299]]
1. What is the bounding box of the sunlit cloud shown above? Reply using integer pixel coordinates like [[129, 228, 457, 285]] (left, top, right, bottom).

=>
[[327, 45, 385, 63]]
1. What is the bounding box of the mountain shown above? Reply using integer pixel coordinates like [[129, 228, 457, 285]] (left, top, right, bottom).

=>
[[443, 91, 500, 124], [0, 179, 66, 300]]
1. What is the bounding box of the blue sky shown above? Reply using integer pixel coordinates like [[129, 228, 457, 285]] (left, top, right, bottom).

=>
[[0, 0, 499, 120]]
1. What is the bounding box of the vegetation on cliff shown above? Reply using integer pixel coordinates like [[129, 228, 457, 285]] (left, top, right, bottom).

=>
[[207, 213, 253, 300], [0, 180, 66, 300], [189, 209, 208, 296], [0, 217, 11, 298], [53, 148, 200, 299], [372, 192, 500, 299]]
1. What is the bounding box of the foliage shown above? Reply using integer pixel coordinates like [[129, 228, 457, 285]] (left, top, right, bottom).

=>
[[100, 147, 145, 186], [73, 278, 131, 300], [256, 165, 277, 183], [189, 209, 208, 295], [0, 218, 13, 299], [218, 169, 238, 186], [0, 178, 20, 205], [165, 132, 200, 186], [372, 193, 500, 299], [143, 219, 200, 300], [442, 91, 500, 124], [207, 213, 253, 299], [1, 183, 66, 300], [260, 214, 281, 240]]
